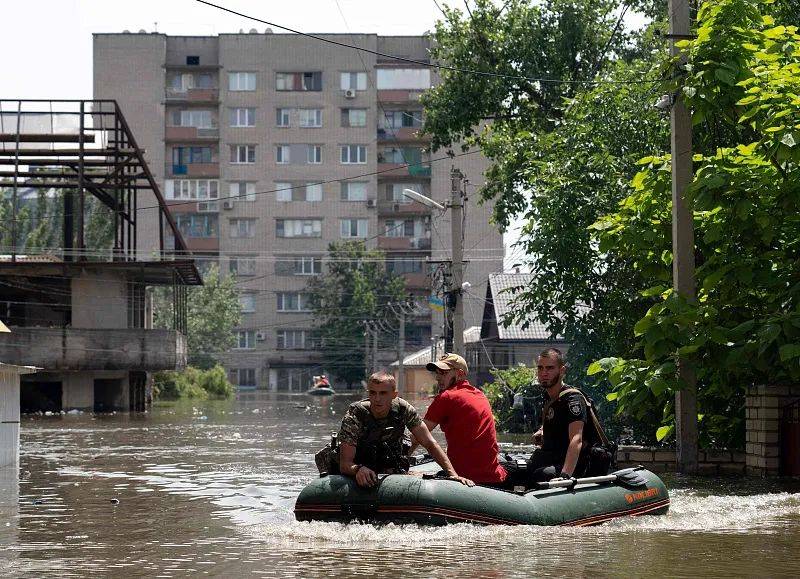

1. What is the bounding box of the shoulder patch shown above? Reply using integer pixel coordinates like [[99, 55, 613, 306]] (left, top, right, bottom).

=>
[[568, 400, 583, 416]]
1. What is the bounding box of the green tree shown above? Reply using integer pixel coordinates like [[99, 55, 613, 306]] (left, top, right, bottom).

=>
[[589, 0, 800, 448], [153, 264, 241, 369], [421, 1, 668, 435], [306, 241, 407, 387]]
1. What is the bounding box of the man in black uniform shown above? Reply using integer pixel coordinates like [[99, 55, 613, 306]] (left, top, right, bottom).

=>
[[528, 348, 589, 483], [337, 371, 474, 488]]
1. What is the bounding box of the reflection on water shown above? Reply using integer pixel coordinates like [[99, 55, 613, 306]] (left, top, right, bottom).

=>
[[1, 392, 799, 577]]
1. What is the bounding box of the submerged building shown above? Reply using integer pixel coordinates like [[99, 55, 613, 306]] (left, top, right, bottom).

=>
[[92, 31, 504, 391], [0, 99, 201, 412]]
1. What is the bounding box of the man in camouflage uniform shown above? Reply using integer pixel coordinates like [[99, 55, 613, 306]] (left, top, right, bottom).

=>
[[338, 371, 474, 488]]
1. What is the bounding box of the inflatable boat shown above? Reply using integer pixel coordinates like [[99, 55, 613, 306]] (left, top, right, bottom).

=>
[[295, 457, 669, 526], [306, 387, 335, 396]]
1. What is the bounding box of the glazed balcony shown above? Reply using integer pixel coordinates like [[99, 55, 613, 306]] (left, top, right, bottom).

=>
[[377, 199, 431, 216], [165, 126, 219, 141], [377, 236, 431, 251]]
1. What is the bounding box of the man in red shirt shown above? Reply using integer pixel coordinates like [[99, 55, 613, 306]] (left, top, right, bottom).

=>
[[417, 353, 507, 485]]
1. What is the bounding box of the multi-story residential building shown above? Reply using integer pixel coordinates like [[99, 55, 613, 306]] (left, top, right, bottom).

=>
[[93, 31, 504, 391]]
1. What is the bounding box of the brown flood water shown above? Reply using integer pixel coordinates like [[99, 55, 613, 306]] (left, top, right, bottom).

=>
[[1, 391, 799, 578]]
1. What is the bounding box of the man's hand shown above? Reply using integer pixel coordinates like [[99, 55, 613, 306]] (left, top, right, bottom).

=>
[[448, 475, 475, 487], [532, 428, 543, 445], [355, 465, 378, 488]]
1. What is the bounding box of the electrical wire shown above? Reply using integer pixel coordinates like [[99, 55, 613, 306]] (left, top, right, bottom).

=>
[[192, 0, 667, 86]]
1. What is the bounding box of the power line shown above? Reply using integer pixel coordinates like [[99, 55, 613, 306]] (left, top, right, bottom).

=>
[[192, 0, 665, 86], [1, 149, 482, 224]]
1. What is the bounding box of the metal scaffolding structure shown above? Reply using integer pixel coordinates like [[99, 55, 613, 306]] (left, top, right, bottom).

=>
[[0, 99, 194, 273]]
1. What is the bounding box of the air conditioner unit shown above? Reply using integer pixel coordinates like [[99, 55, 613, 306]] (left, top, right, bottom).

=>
[[344, 89, 357, 99], [256, 331, 266, 341], [366, 199, 376, 208], [196, 201, 219, 213], [222, 200, 235, 210]]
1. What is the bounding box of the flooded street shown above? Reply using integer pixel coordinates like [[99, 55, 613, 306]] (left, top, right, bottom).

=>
[[2, 392, 800, 578]]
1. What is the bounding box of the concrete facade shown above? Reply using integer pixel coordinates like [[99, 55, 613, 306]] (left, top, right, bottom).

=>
[[93, 31, 505, 392], [0, 364, 37, 468]]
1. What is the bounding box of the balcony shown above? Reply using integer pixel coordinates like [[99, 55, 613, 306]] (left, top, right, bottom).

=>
[[377, 236, 432, 251], [0, 328, 187, 371], [165, 88, 219, 103], [377, 199, 431, 216], [166, 163, 219, 178], [165, 126, 219, 141], [377, 127, 427, 142], [377, 90, 425, 104]]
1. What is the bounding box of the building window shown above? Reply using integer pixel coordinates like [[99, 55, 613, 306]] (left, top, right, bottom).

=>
[[230, 218, 256, 238], [340, 72, 368, 91], [276, 219, 322, 238], [171, 109, 214, 128], [340, 181, 367, 202], [277, 292, 312, 312], [276, 329, 311, 350], [235, 330, 256, 349], [274, 255, 322, 276], [275, 182, 293, 202], [229, 108, 255, 127], [172, 146, 213, 165], [276, 108, 291, 127], [341, 108, 367, 128], [175, 213, 218, 238], [298, 109, 323, 128], [165, 179, 219, 200], [340, 145, 367, 164], [386, 258, 425, 274], [230, 145, 256, 164], [378, 146, 424, 165], [186, 56, 200, 66], [305, 183, 323, 201], [229, 72, 256, 91], [340, 219, 368, 239], [380, 110, 422, 129], [376, 68, 431, 90], [229, 255, 256, 276], [168, 72, 214, 92], [276, 145, 290, 164], [276, 72, 322, 91], [229, 181, 256, 202], [384, 219, 414, 238], [306, 145, 322, 164], [232, 368, 257, 388], [239, 293, 257, 313]]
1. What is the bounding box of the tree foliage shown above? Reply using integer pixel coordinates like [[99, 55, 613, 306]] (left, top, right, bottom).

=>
[[153, 265, 241, 369], [153, 365, 234, 400], [306, 241, 407, 386], [589, 0, 800, 448], [422, 1, 668, 440]]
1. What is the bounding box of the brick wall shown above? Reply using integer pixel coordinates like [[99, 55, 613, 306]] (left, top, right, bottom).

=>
[[745, 384, 800, 477], [615, 445, 746, 475]]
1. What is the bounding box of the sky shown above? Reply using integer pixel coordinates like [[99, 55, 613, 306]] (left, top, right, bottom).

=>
[[0, 0, 559, 270]]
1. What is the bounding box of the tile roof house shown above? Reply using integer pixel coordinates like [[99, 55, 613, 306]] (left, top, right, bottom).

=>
[[467, 273, 571, 386]]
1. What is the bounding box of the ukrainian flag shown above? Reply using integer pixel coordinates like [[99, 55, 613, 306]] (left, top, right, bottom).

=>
[[428, 296, 444, 312]]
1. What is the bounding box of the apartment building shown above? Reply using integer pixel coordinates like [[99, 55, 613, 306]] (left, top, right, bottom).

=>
[[93, 31, 504, 391]]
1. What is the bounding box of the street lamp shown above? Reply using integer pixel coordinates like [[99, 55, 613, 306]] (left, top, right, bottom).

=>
[[402, 170, 466, 356], [402, 188, 445, 211]]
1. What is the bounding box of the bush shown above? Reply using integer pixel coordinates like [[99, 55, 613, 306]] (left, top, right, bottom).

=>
[[483, 365, 538, 433], [153, 365, 234, 400]]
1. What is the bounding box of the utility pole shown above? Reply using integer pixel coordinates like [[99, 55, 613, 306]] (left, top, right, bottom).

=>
[[363, 323, 370, 379], [397, 308, 405, 392], [449, 167, 465, 355], [669, 0, 698, 474]]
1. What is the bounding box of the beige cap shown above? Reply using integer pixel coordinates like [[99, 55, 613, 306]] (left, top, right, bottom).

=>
[[426, 353, 468, 373]]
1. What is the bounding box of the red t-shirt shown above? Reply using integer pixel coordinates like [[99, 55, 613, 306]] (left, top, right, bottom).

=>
[[424, 380, 507, 484]]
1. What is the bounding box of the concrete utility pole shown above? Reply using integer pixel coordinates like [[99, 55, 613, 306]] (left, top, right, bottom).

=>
[[669, 0, 698, 474], [397, 308, 405, 391], [450, 167, 465, 355], [363, 323, 371, 378]]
